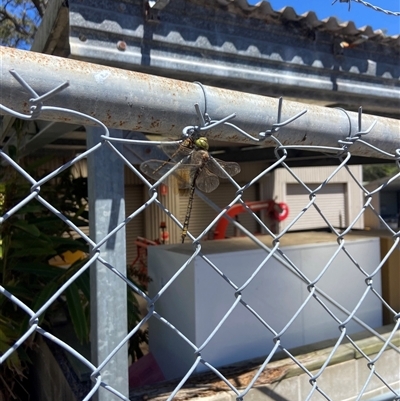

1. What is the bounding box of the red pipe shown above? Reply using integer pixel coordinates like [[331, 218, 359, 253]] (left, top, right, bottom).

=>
[[214, 200, 289, 240]]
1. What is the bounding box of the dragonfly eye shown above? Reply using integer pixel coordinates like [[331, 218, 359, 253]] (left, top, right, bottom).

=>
[[194, 137, 209, 151]]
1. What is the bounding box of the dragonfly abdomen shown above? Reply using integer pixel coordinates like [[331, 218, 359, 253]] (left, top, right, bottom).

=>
[[181, 157, 208, 243]]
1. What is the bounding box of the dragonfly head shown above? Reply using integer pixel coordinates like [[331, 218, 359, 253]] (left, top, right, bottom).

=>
[[194, 137, 209, 151]]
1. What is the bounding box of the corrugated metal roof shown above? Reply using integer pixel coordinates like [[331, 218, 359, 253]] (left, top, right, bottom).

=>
[[65, 0, 399, 117], [210, 0, 399, 47]]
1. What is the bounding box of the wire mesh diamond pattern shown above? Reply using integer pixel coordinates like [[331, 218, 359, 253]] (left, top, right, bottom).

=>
[[0, 70, 399, 401]]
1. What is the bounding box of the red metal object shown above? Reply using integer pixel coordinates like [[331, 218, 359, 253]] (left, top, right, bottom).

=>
[[129, 237, 159, 287], [213, 200, 289, 240], [159, 221, 168, 244], [160, 184, 168, 196]]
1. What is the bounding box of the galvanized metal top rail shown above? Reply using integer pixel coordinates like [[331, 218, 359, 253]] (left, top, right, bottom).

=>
[[1, 47, 399, 159]]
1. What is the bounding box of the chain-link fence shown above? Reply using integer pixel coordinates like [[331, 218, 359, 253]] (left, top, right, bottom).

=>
[[333, 0, 400, 16], [1, 50, 399, 401]]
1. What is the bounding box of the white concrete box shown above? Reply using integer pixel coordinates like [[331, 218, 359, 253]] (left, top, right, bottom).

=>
[[147, 233, 382, 380]]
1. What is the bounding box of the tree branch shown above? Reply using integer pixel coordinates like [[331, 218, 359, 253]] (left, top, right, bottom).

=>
[[30, 0, 46, 18], [0, 8, 31, 37]]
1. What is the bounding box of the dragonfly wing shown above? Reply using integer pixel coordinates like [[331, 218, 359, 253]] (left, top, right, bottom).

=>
[[140, 160, 193, 189], [140, 160, 172, 180], [161, 141, 192, 162], [175, 168, 193, 190], [195, 168, 220, 193], [207, 158, 241, 178]]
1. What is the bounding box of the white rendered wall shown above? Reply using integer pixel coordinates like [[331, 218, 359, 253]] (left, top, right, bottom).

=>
[[148, 237, 381, 380]]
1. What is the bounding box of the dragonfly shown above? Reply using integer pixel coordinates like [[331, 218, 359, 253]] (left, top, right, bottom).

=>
[[140, 136, 241, 243]]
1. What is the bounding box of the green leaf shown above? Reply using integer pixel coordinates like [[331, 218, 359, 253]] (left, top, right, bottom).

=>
[[74, 269, 90, 300], [8, 246, 57, 258], [65, 282, 89, 343], [11, 262, 62, 278], [32, 281, 59, 313], [3, 282, 36, 303], [49, 236, 88, 250], [11, 220, 40, 237], [28, 215, 62, 225], [127, 288, 141, 330], [0, 333, 9, 351], [7, 240, 28, 249], [13, 229, 52, 241], [0, 325, 15, 349], [18, 203, 47, 214]]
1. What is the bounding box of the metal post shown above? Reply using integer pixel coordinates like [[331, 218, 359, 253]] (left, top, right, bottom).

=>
[[1, 47, 399, 159], [86, 127, 128, 400]]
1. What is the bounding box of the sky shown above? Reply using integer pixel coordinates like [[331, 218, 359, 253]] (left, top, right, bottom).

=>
[[248, 0, 400, 36]]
